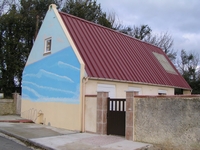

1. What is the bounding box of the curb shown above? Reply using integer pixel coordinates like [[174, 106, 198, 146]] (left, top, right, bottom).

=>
[[0, 119, 34, 123], [0, 129, 54, 150]]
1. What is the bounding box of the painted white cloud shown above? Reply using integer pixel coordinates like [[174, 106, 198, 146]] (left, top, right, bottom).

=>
[[23, 69, 74, 83], [22, 86, 42, 98], [23, 81, 76, 95], [58, 61, 80, 71], [22, 85, 79, 104], [34, 97, 79, 104]]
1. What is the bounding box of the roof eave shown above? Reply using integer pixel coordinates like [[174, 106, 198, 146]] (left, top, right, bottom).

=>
[[85, 77, 191, 90]]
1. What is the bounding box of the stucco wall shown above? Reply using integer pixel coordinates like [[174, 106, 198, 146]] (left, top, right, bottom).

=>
[[21, 99, 81, 130], [21, 7, 83, 131], [85, 79, 174, 97], [0, 99, 15, 115], [134, 96, 200, 150], [84, 96, 97, 133]]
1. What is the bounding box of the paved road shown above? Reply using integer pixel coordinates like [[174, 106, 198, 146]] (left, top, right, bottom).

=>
[[0, 136, 32, 150]]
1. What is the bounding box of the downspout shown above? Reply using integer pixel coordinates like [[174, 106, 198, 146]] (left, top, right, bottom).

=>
[[81, 77, 89, 132]]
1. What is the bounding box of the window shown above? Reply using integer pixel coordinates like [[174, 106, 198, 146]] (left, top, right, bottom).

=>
[[44, 38, 52, 53], [153, 52, 177, 74], [128, 87, 142, 95], [97, 84, 116, 98], [158, 90, 167, 95]]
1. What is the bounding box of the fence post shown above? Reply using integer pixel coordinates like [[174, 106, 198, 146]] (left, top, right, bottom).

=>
[[13, 92, 21, 115], [96, 91, 109, 135], [126, 91, 138, 141]]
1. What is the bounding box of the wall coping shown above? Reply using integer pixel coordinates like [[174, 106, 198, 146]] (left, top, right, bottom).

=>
[[134, 95, 200, 98], [85, 95, 97, 97], [0, 99, 14, 103]]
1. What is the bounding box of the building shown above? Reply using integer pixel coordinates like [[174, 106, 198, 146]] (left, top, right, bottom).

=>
[[21, 4, 191, 131]]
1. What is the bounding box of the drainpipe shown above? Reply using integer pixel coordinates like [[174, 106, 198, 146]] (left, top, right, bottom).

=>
[[81, 77, 89, 132]]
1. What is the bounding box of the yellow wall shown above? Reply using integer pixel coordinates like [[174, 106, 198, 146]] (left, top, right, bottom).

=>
[[21, 99, 81, 131], [84, 97, 97, 133], [84, 79, 174, 133], [85, 79, 174, 97]]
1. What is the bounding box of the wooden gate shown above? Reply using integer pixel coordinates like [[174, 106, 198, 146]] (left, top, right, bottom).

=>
[[107, 98, 126, 136]]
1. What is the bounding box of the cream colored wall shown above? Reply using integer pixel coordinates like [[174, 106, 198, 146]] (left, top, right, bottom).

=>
[[21, 99, 81, 131], [84, 97, 97, 133], [84, 79, 174, 133], [85, 79, 174, 97]]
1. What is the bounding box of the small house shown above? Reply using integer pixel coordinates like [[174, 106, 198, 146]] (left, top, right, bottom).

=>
[[21, 4, 191, 132]]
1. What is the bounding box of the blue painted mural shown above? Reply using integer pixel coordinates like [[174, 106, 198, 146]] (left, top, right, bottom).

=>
[[22, 46, 80, 104]]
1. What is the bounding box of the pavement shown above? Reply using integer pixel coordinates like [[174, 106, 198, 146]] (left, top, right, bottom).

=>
[[0, 115, 152, 150]]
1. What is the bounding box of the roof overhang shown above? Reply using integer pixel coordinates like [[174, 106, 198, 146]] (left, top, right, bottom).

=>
[[84, 77, 192, 90]]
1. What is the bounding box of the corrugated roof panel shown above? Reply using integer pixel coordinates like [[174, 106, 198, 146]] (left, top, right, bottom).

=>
[[90, 24, 112, 78], [59, 12, 191, 90]]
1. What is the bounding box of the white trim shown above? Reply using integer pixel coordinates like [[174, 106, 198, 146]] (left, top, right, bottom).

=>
[[158, 90, 167, 95], [158, 90, 167, 94], [97, 84, 116, 98], [44, 37, 52, 53], [128, 87, 142, 94]]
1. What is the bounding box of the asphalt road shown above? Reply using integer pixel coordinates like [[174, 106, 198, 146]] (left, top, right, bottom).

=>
[[0, 135, 32, 150]]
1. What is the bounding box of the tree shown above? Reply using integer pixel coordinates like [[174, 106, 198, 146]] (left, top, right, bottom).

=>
[[177, 49, 200, 94], [144, 32, 176, 62], [0, 5, 24, 97], [62, 0, 112, 28], [107, 11, 123, 30], [131, 25, 152, 40], [0, 0, 62, 97], [0, 0, 19, 16], [117, 25, 176, 62]]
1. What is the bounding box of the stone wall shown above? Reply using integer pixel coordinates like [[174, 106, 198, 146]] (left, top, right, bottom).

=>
[[0, 93, 21, 115], [0, 99, 15, 115], [134, 95, 200, 150]]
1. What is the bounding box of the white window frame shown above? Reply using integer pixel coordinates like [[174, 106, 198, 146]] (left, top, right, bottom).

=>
[[44, 37, 52, 53]]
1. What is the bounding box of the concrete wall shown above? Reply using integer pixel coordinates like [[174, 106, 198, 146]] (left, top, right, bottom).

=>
[[134, 95, 200, 150], [85, 79, 174, 98]]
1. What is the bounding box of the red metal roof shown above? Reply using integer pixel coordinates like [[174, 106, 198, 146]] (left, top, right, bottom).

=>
[[59, 12, 191, 90]]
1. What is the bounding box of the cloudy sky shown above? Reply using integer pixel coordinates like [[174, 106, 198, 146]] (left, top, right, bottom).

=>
[[97, 0, 200, 57]]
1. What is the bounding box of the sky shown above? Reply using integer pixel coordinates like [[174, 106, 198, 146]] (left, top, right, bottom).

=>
[[97, 0, 200, 57]]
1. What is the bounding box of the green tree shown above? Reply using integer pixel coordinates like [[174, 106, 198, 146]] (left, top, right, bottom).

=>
[[0, 5, 24, 97], [0, 0, 62, 97], [62, 0, 112, 28]]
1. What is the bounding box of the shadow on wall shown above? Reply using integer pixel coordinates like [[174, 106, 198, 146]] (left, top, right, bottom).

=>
[[21, 108, 46, 124]]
